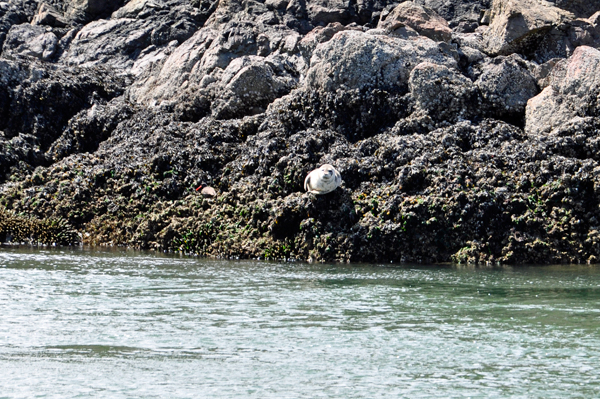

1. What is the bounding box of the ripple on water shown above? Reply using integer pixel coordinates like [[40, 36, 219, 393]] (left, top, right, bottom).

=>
[[1, 247, 600, 398]]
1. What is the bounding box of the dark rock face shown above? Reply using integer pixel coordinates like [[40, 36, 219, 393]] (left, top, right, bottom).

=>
[[1, 0, 600, 264]]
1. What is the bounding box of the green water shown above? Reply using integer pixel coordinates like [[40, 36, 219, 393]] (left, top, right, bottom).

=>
[[1, 248, 599, 398]]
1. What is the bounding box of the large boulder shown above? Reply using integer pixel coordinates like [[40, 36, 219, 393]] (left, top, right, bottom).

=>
[[128, 19, 302, 120], [59, 0, 202, 75], [378, 1, 452, 42], [530, 11, 600, 62], [482, 0, 573, 57], [127, 28, 219, 106], [525, 46, 600, 136], [208, 55, 297, 119], [0, 0, 38, 52], [306, 0, 356, 26], [305, 30, 458, 92], [60, 18, 154, 71]]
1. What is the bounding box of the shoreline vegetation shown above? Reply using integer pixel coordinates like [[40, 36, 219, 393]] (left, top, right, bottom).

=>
[[1, 0, 600, 264]]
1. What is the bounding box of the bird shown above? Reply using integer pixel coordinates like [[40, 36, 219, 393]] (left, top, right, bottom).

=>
[[196, 183, 217, 197], [304, 164, 342, 195]]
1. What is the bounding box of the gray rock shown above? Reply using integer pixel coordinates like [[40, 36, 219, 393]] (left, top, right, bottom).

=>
[[408, 61, 478, 123], [0, 0, 39, 52], [414, 0, 491, 28], [60, 6, 200, 75], [0, 58, 124, 154], [482, 0, 573, 57], [31, 3, 69, 28], [378, 1, 452, 42], [111, 0, 157, 19], [58, 0, 203, 74], [210, 55, 298, 118], [530, 13, 600, 63], [533, 58, 561, 89], [297, 22, 349, 60], [128, 17, 303, 120], [2, 24, 58, 60], [474, 54, 539, 121], [305, 30, 458, 92], [547, 0, 600, 18], [306, 0, 356, 26], [525, 46, 600, 136], [59, 18, 153, 71], [128, 27, 219, 107], [66, 0, 124, 23]]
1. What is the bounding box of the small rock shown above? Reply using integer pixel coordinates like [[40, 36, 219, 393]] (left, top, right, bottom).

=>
[[378, 1, 452, 42], [31, 3, 69, 28], [2, 24, 58, 60], [196, 184, 217, 197]]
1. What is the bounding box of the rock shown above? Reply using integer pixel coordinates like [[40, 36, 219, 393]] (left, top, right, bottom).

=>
[[378, 1, 452, 42], [306, 0, 356, 26], [305, 30, 458, 92], [414, 0, 491, 28], [59, 0, 203, 74], [297, 22, 349, 60], [59, 18, 153, 72], [128, 28, 218, 107], [482, 0, 573, 57], [408, 61, 479, 123], [2, 24, 58, 60], [548, 0, 600, 18], [0, 132, 45, 181], [530, 13, 600, 63], [533, 58, 561, 89], [0, 0, 38, 51], [111, 0, 156, 19], [474, 54, 539, 123], [66, 0, 124, 23], [211, 55, 297, 118], [526, 46, 600, 136], [31, 3, 69, 28], [128, 17, 302, 120], [0, 58, 124, 157], [46, 96, 134, 162], [4, 0, 600, 265]]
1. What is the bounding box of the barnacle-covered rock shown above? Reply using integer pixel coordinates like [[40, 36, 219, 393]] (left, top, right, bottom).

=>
[[2, 0, 600, 265]]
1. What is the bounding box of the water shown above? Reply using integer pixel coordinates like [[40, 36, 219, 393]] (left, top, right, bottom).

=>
[[1, 248, 599, 398]]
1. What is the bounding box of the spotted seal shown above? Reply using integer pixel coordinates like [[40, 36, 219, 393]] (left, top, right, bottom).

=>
[[304, 164, 342, 195]]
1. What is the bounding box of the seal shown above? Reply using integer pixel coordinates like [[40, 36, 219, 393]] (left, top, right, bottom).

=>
[[304, 164, 342, 195]]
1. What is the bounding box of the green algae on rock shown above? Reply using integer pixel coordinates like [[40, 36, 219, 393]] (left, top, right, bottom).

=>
[[0, 208, 80, 246]]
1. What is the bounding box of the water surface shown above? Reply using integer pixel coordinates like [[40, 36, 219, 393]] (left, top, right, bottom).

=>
[[1, 248, 599, 398]]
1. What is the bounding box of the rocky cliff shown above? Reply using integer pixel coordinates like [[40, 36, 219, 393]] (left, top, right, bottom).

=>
[[1, 0, 600, 264]]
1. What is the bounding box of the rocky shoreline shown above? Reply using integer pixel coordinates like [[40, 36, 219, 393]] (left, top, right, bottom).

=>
[[1, 0, 600, 264]]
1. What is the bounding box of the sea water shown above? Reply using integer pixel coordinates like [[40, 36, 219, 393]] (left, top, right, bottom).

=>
[[1, 247, 599, 398]]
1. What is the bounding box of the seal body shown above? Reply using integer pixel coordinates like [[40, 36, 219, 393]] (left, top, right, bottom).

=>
[[304, 164, 342, 195]]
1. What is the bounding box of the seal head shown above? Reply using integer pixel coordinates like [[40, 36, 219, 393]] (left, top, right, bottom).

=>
[[304, 164, 342, 195]]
